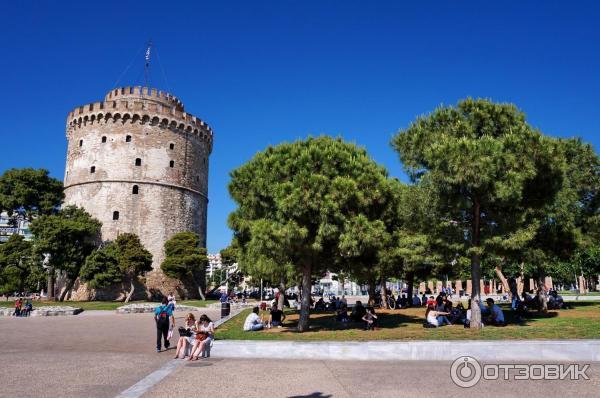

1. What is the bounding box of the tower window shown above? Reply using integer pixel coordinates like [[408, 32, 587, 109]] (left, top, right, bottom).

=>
[[135, 158, 141, 166], [101, 136, 107, 143], [79, 139, 83, 147], [132, 185, 139, 194], [196, 176, 199, 182], [169, 143, 174, 150], [169, 160, 174, 168], [126, 135, 131, 142], [90, 166, 96, 173], [112, 211, 120, 221]]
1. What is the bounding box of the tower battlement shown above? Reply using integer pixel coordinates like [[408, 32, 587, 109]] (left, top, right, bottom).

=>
[[67, 87, 212, 151], [104, 86, 184, 111]]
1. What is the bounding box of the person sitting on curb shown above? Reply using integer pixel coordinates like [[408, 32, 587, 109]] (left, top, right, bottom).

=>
[[485, 298, 506, 326], [189, 314, 215, 360], [243, 306, 264, 331], [174, 313, 197, 359], [362, 306, 378, 330]]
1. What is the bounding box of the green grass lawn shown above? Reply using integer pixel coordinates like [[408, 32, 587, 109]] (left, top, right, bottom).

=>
[[215, 303, 600, 341], [557, 291, 600, 296], [0, 299, 218, 311]]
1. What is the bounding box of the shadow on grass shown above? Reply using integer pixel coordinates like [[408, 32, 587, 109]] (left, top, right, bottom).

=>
[[288, 393, 332, 398], [279, 310, 424, 334]]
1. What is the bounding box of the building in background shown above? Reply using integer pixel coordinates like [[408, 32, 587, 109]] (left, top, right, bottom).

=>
[[0, 212, 32, 243]]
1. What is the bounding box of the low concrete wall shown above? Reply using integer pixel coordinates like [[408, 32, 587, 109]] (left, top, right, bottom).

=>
[[213, 339, 600, 362]]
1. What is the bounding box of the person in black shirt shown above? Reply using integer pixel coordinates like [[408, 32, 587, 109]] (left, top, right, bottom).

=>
[[268, 303, 286, 328]]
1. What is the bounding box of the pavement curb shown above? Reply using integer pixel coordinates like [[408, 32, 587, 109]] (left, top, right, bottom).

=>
[[212, 339, 600, 362]]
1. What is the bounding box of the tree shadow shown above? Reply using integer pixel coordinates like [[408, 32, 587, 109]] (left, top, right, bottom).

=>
[[279, 310, 424, 334], [288, 393, 332, 398]]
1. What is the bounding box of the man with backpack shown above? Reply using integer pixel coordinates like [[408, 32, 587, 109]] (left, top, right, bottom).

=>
[[154, 297, 175, 352]]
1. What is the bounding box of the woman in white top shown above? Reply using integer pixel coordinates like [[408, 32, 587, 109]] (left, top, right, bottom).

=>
[[425, 304, 451, 327], [189, 314, 215, 361], [174, 313, 197, 359]]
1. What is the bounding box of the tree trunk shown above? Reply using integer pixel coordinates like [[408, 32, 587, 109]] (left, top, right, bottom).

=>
[[380, 274, 388, 309], [367, 280, 376, 306], [406, 271, 415, 307], [47, 267, 55, 301], [297, 263, 312, 332], [124, 276, 135, 303], [58, 278, 75, 302], [198, 288, 206, 301], [494, 266, 511, 298], [536, 277, 548, 314], [470, 199, 483, 329], [278, 276, 286, 310]]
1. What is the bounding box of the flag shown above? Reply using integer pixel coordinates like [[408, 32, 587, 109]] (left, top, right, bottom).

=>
[[145, 46, 151, 66]]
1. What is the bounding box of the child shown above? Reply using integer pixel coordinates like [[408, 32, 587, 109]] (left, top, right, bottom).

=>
[[362, 307, 378, 330]]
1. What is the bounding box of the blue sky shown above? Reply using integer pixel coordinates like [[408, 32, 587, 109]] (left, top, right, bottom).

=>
[[1, 1, 599, 253]]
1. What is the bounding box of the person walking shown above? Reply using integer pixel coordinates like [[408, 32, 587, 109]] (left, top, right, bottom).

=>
[[154, 297, 175, 352]]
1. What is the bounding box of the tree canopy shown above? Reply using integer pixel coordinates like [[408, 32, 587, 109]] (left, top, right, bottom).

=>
[[228, 136, 393, 331], [0, 234, 45, 294], [160, 231, 208, 295], [0, 168, 63, 220], [392, 98, 565, 328], [80, 233, 152, 302], [30, 205, 102, 301]]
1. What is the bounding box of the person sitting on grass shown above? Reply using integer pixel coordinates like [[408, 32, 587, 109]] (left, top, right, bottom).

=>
[[450, 302, 465, 324], [243, 306, 264, 331], [174, 313, 197, 359], [351, 300, 367, 322], [268, 302, 286, 328], [548, 290, 565, 310], [336, 303, 350, 323], [485, 298, 505, 326], [314, 297, 326, 311], [412, 293, 422, 307], [362, 306, 378, 330], [425, 304, 451, 327]]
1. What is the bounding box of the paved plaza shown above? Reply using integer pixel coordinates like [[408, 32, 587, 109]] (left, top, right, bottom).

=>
[[1, 311, 599, 398]]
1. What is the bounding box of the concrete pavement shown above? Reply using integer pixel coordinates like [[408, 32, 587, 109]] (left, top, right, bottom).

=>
[[141, 358, 600, 398], [1, 309, 599, 398]]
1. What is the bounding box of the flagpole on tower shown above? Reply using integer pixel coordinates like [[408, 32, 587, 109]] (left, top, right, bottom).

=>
[[144, 40, 152, 88]]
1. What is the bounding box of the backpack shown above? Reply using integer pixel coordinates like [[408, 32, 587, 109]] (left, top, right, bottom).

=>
[[156, 306, 169, 325]]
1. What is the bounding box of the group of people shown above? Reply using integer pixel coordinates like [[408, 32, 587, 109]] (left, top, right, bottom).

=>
[[12, 298, 33, 317], [154, 296, 215, 361], [243, 303, 287, 331], [424, 292, 506, 328]]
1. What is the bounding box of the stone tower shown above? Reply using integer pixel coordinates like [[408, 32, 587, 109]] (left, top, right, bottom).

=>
[[63, 86, 212, 297]]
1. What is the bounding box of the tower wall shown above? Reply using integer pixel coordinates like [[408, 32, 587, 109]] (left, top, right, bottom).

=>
[[63, 86, 212, 298]]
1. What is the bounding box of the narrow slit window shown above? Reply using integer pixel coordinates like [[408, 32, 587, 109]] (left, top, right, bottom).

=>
[[196, 176, 199, 182], [79, 139, 83, 147], [112, 211, 119, 221], [135, 158, 141, 166], [132, 185, 139, 194], [90, 166, 96, 173], [169, 160, 174, 168], [126, 135, 131, 142], [169, 143, 174, 150], [101, 136, 107, 143]]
